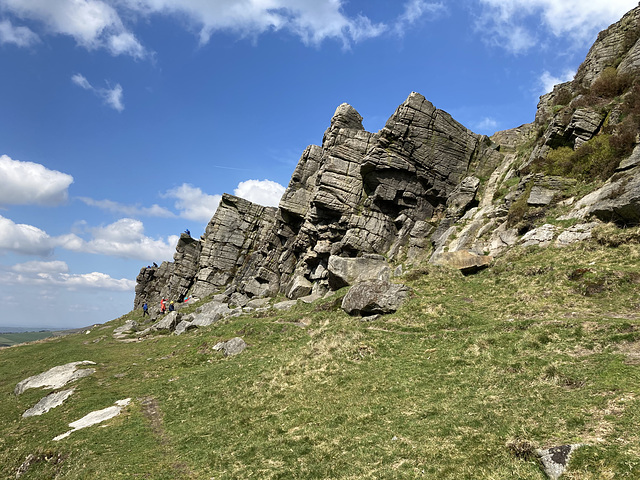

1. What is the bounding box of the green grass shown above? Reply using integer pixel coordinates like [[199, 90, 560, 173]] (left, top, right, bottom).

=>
[[1, 238, 640, 479], [0, 331, 54, 348]]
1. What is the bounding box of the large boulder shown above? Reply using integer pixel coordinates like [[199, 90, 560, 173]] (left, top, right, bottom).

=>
[[563, 165, 640, 225], [213, 337, 247, 356], [152, 311, 181, 331], [327, 254, 391, 289], [341, 280, 411, 316], [113, 320, 138, 338], [286, 275, 313, 299]]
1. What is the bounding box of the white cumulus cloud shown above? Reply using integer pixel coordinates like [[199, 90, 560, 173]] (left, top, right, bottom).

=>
[[11, 260, 69, 274], [71, 73, 124, 112], [0, 215, 55, 256], [163, 183, 222, 223], [0, 154, 73, 206], [0, 19, 39, 46], [61, 218, 179, 262], [1, 261, 135, 291], [476, 0, 638, 53], [0, 0, 146, 57], [0, 214, 178, 261], [234, 179, 286, 207]]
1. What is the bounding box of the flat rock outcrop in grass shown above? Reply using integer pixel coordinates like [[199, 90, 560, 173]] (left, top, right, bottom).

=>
[[536, 444, 584, 480], [15, 361, 96, 395], [53, 398, 131, 441]]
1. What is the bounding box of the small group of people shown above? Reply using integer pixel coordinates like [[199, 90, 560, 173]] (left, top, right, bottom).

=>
[[141, 298, 175, 317]]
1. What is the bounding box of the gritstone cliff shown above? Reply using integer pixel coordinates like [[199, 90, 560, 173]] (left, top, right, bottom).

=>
[[135, 5, 640, 312]]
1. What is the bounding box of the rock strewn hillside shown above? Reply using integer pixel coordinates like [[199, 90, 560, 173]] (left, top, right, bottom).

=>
[[135, 5, 640, 312]]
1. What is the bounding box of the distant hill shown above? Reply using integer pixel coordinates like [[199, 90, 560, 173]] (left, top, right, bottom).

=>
[[0, 331, 53, 348]]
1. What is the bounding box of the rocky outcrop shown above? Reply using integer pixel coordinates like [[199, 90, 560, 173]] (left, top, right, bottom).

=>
[[562, 151, 640, 226], [134, 233, 201, 311], [575, 8, 640, 88], [15, 361, 96, 395], [134, 4, 640, 318]]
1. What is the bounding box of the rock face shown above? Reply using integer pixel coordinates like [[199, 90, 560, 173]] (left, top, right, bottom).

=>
[[135, 233, 201, 312], [135, 92, 493, 307], [134, 5, 640, 316]]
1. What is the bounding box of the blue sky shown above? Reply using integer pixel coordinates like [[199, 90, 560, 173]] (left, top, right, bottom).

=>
[[0, 0, 637, 330]]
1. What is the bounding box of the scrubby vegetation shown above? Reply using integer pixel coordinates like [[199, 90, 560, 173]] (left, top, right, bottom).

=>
[[1, 230, 640, 479]]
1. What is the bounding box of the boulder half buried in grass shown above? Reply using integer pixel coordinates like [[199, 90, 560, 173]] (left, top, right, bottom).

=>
[[341, 280, 411, 317]]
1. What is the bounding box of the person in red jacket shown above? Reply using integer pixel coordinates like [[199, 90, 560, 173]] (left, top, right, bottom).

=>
[[160, 298, 166, 314]]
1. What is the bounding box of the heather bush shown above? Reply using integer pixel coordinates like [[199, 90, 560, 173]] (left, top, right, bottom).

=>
[[591, 66, 632, 98]]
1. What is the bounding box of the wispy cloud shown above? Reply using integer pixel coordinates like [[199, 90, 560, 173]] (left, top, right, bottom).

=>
[[0, 19, 39, 47], [78, 197, 175, 218], [0, 154, 73, 206], [0, 0, 419, 52], [72, 73, 124, 112], [476, 0, 638, 54], [394, 1, 446, 35], [0, 0, 146, 58], [473, 117, 499, 134]]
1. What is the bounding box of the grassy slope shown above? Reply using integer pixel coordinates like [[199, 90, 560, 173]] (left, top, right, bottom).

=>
[[1, 238, 639, 479]]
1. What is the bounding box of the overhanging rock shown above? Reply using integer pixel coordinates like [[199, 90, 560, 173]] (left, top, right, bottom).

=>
[[430, 250, 493, 275]]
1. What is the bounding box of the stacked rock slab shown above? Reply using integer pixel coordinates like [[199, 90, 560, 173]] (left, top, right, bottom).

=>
[[192, 194, 278, 298]]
